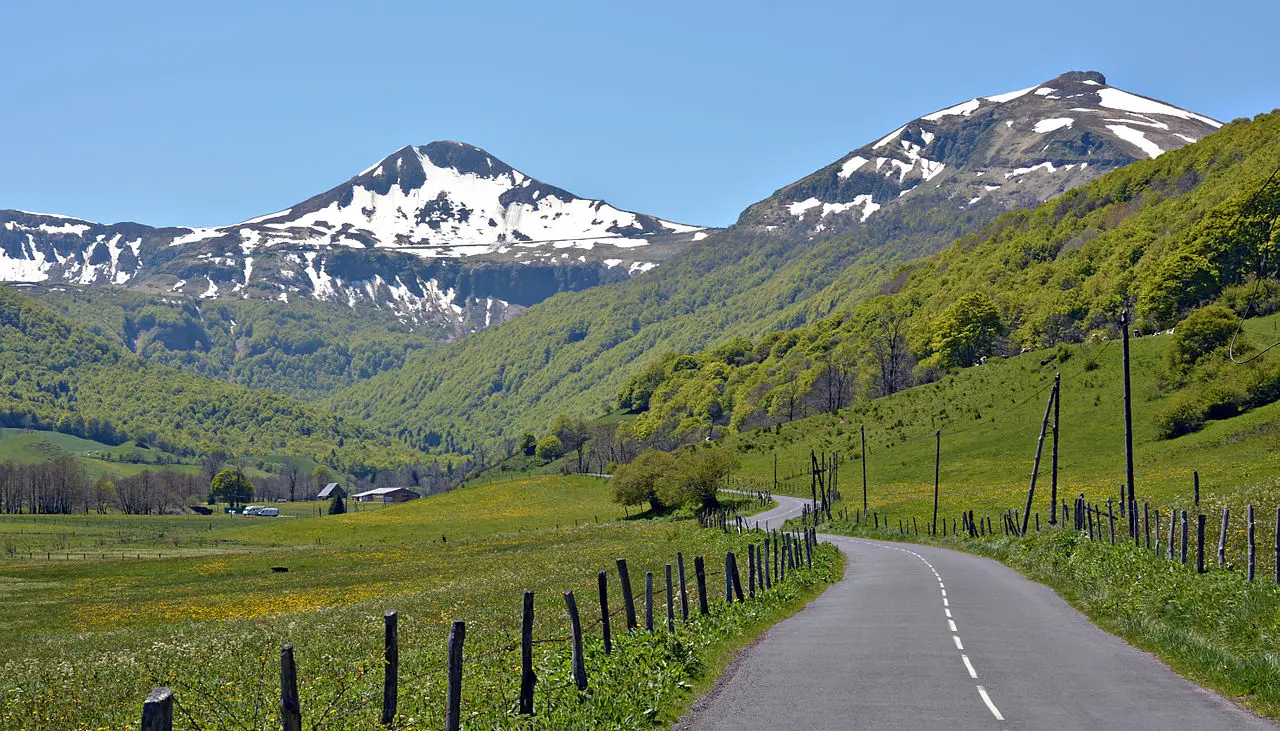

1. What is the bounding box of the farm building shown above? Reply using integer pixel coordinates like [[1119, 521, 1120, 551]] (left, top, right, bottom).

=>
[[352, 487, 421, 503], [316, 482, 346, 500]]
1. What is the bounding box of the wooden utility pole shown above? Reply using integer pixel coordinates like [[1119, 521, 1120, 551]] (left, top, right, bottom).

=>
[[1121, 310, 1136, 538], [1022, 382, 1057, 535], [861, 425, 868, 515], [932, 430, 940, 535], [1049, 372, 1060, 525]]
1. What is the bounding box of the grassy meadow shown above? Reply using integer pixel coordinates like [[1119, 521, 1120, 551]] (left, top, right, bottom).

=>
[[0, 474, 837, 729], [728, 312, 1280, 550]]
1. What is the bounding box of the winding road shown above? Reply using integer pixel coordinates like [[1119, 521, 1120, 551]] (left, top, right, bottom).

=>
[[679, 494, 1276, 730]]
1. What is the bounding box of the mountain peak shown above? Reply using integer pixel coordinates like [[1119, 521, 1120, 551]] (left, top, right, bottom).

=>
[[738, 73, 1220, 233], [1050, 70, 1106, 86]]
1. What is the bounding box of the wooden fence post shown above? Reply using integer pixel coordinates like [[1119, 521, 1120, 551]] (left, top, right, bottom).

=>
[[141, 687, 173, 731], [597, 571, 611, 654], [748, 545, 756, 598], [1197, 514, 1206, 574], [762, 540, 771, 590], [1274, 507, 1279, 585], [1181, 511, 1189, 565], [1107, 499, 1115, 545], [445, 621, 465, 731], [695, 555, 709, 615], [718, 553, 729, 603], [1168, 509, 1176, 560], [1218, 509, 1229, 568], [677, 553, 689, 620], [1248, 504, 1256, 582], [281, 645, 301, 731], [665, 564, 675, 631], [1143, 501, 1151, 550], [616, 558, 637, 630], [382, 610, 398, 726], [731, 552, 744, 602], [645, 572, 654, 631], [564, 593, 587, 691], [520, 591, 536, 714]]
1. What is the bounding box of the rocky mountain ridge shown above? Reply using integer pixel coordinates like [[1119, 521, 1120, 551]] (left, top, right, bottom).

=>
[[1, 141, 707, 334]]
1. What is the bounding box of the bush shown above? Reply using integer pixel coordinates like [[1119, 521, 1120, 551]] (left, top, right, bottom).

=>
[[1154, 393, 1207, 439], [1166, 304, 1242, 373], [534, 435, 564, 462]]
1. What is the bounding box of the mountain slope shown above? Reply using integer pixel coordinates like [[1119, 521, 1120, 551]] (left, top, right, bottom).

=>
[[325, 71, 1222, 449], [0, 283, 422, 470], [0, 141, 706, 335], [25, 284, 439, 401], [622, 110, 1280, 441]]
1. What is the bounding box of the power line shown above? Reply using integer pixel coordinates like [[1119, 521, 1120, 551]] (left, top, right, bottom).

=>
[[1226, 149, 1280, 365]]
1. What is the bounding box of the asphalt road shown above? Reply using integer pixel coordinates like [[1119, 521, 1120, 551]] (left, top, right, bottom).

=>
[[678, 494, 1277, 731]]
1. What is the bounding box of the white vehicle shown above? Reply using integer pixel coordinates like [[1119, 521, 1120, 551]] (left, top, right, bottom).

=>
[[258, 507, 280, 517], [243, 505, 264, 515]]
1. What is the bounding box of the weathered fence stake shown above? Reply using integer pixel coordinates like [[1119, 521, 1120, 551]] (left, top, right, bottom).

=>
[[556, 595, 586, 695], [695, 555, 709, 615], [520, 592, 536, 714], [677, 552, 689, 620], [445, 621, 465, 730], [666, 564, 675, 631], [1143, 501, 1151, 549], [933, 430, 941, 536], [645, 571, 654, 631], [141, 687, 173, 731], [731, 552, 744, 602], [1168, 509, 1176, 560], [1248, 504, 1256, 582], [382, 610, 398, 725], [597, 571, 612, 654], [1108, 499, 1115, 545], [748, 545, 756, 598], [1197, 514, 1206, 574], [1180, 511, 1189, 565], [1218, 509, 1230, 568], [616, 558, 637, 630], [281, 645, 302, 731]]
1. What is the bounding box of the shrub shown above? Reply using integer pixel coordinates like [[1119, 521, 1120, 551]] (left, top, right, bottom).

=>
[[1154, 393, 1207, 439], [534, 435, 564, 462]]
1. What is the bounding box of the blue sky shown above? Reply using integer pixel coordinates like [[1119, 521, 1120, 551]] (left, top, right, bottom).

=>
[[1, 0, 1276, 228]]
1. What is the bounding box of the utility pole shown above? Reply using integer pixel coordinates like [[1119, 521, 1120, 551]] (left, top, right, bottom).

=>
[[861, 425, 868, 515], [1022, 382, 1056, 535], [1121, 310, 1136, 538], [932, 430, 940, 536], [1049, 372, 1061, 525]]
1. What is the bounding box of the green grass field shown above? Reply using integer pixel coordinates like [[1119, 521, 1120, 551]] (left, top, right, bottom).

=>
[[728, 312, 1280, 547], [0, 475, 836, 729]]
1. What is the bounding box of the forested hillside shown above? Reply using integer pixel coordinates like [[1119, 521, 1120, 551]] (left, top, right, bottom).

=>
[[326, 113, 1257, 452], [29, 285, 437, 400], [621, 111, 1280, 442], [0, 285, 422, 472]]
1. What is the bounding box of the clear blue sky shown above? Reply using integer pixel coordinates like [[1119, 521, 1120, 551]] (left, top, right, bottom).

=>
[[2, 0, 1276, 228]]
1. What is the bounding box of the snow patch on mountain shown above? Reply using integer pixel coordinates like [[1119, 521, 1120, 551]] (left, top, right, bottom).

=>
[[1106, 125, 1165, 158], [1033, 118, 1074, 133]]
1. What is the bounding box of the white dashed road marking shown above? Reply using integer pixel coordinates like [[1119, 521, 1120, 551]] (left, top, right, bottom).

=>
[[855, 540, 1009, 725]]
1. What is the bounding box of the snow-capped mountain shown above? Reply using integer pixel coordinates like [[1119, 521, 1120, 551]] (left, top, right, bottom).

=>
[[739, 71, 1221, 233], [0, 141, 707, 333]]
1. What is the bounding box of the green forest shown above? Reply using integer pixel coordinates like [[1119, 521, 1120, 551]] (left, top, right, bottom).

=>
[[613, 111, 1280, 444], [0, 285, 423, 474], [31, 286, 438, 401]]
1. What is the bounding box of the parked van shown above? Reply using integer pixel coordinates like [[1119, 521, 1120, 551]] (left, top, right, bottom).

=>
[[243, 506, 264, 516], [259, 507, 280, 517]]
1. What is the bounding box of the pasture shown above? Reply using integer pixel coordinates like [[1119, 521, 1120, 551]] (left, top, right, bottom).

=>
[[0, 474, 834, 729]]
